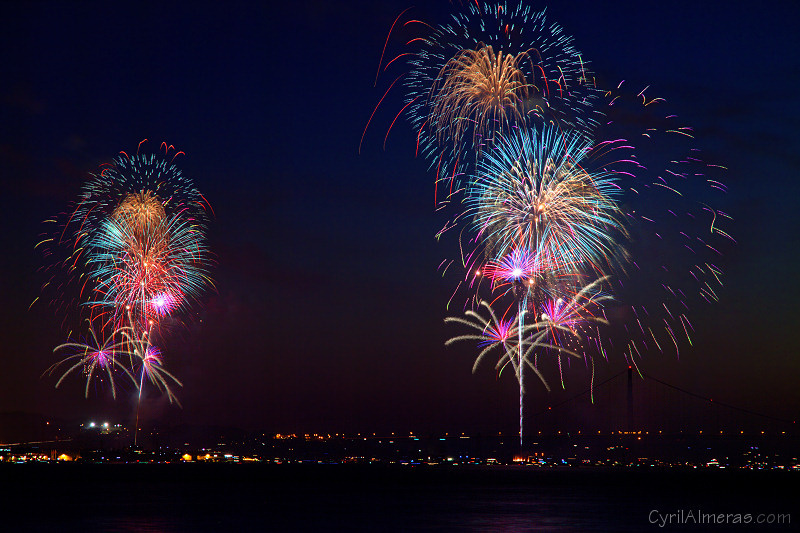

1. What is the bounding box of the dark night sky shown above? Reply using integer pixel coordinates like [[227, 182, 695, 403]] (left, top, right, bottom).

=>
[[0, 1, 798, 435]]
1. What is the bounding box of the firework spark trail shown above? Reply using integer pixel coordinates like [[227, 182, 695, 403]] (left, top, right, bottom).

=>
[[120, 324, 183, 407], [446, 276, 610, 441], [586, 83, 734, 358], [117, 321, 183, 445], [45, 319, 136, 400], [517, 296, 525, 445]]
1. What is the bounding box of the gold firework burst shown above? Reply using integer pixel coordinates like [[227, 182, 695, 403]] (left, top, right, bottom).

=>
[[430, 44, 533, 150]]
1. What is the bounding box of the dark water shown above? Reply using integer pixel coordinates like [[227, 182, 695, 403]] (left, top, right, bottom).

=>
[[1, 465, 796, 532]]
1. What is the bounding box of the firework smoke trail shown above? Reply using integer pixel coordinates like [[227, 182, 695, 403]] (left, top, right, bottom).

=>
[[40, 142, 211, 412], [517, 295, 525, 445]]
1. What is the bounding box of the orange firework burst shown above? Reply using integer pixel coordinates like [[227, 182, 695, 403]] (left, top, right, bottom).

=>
[[430, 44, 533, 150], [112, 191, 167, 233]]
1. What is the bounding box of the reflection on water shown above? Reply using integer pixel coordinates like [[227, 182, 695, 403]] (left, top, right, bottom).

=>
[[93, 517, 177, 533], [3, 466, 794, 532], [406, 488, 629, 532], [84, 494, 619, 533]]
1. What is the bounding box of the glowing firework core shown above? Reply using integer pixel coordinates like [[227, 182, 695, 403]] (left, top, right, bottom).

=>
[[113, 191, 167, 230], [431, 44, 531, 147]]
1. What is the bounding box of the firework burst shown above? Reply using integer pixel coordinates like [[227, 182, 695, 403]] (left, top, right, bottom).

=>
[[526, 276, 613, 388], [430, 44, 532, 152], [41, 142, 212, 407], [468, 125, 627, 276], [367, 1, 600, 201], [445, 300, 517, 374], [88, 204, 210, 330], [482, 245, 538, 280], [445, 299, 549, 389], [371, 1, 732, 448], [45, 319, 135, 400], [446, 277, 609, 393]]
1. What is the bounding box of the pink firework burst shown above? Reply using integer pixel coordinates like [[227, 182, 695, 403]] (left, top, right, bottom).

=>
[[481, 246, 542, 284]]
